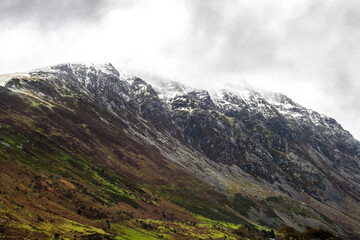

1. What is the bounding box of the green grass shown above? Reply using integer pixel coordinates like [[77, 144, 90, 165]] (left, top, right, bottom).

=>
[[193, 214, 241, 230], [30, 100, 41, 108], [109, 223, 162, 240]]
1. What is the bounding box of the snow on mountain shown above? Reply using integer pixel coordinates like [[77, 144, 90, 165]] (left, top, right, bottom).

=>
[[2, 63, 351, 139], [152, 80, 194, 100], [2, 63, 360, 236], [155, 79, 354, 137]]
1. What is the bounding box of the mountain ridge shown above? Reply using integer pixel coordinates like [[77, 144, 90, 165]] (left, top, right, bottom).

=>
[[0, 62, 359, 238]]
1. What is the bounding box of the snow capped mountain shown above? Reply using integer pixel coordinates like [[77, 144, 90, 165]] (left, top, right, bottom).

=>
[[0, 64, 354, 141], [1, 63, 360, 237], [153, 79, 353, 137]]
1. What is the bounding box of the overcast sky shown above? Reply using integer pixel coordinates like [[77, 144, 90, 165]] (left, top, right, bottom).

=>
[[1, 0, 360, 139]]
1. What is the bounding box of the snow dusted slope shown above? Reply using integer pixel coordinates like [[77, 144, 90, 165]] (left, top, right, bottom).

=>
[[3, 63, 360, 235], [155, 80, 357, 144], [154, 79, 360, 198], [264, 92, 338, 128]]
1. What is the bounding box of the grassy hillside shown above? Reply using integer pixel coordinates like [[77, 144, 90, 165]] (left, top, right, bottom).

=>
[[0, 84, 350, 239]]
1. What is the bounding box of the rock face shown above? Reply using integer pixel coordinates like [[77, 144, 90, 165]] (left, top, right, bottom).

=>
[[9, 63, 360, 202], [157, 80, 360, 201], [2, 63, 360, 237]]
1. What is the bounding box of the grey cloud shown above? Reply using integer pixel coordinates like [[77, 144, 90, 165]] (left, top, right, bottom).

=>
[[184, 0, 360, 75], [320, 71, 360, 138], [324, 71, 360, 110], [183, 0, 280, 74], [187, 0, 225, 40], [0, 0, 132, 31], [213, 19, 278, 72]]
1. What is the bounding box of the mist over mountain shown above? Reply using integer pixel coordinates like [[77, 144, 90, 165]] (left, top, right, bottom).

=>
[[0, 63, 359, 239]]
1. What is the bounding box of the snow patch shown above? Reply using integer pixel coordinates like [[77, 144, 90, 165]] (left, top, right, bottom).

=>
[[119, 71, 137, 85], [154, 80, 194, 100]]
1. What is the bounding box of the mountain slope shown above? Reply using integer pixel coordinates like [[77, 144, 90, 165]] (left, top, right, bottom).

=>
[[0, 63, 359, 239], [157, 81, 360, 199]]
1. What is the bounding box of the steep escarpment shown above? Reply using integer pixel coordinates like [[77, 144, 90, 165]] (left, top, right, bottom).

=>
[[0, 63, 359, 239]]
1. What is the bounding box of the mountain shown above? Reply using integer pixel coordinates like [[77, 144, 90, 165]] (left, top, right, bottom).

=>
[[0, 63, 359, 239]]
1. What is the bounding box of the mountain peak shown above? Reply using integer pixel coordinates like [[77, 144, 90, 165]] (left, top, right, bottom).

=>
[[31, 62, 119, 77]]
